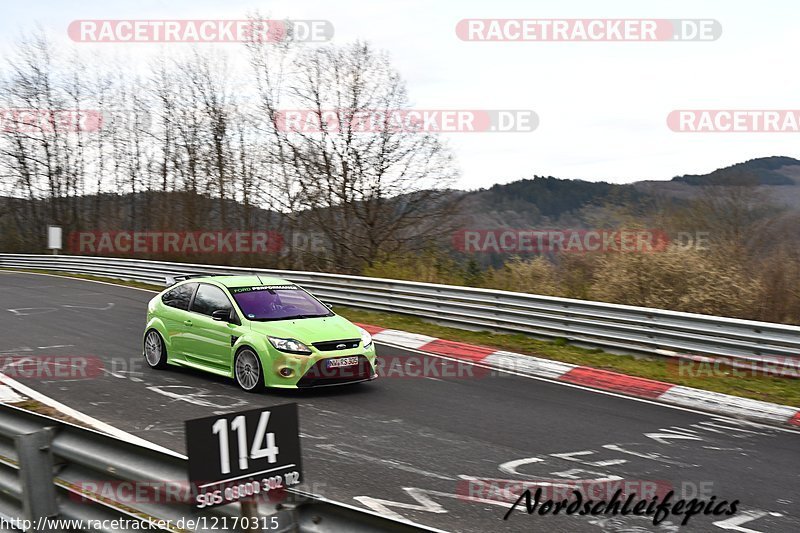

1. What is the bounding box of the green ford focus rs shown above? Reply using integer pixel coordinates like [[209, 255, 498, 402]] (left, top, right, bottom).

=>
[[143, 274, 377, 391]]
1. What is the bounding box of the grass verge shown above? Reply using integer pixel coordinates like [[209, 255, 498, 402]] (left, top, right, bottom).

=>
[[2, 267, 796, 407], [334, 306, 800, 408], [8, 399, 87, 426]]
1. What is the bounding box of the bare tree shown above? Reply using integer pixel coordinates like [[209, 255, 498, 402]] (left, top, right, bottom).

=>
[[248, 39, 459, 272], [0, 31, 86, 246]]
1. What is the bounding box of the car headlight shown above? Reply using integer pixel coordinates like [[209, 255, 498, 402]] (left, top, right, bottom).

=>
[[359, 327, 373, 350], [268, 336, 312, 355]]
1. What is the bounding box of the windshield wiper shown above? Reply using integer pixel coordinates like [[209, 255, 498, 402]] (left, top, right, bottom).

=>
[[281, 313, 333, 320], [251, 312, 333, 322]]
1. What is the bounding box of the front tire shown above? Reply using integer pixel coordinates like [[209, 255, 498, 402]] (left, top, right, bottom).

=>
[[234, 348, 265, 392], [144, 330, 168, 369]]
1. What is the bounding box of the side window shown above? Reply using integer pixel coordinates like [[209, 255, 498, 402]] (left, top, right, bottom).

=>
[[162, 283, 197, 311], [191, 284, 233, 317]]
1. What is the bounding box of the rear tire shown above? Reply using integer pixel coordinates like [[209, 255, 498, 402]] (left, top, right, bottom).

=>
[[234, 348, 265, 393], [144, 330, 168, 369]]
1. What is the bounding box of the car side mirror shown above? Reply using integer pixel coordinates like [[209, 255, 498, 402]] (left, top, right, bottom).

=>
[[324, 303, 333, 309], [212, 309, 231, 322]]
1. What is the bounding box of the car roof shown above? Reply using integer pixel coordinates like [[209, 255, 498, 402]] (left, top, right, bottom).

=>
[[185, 274, 293, 288]]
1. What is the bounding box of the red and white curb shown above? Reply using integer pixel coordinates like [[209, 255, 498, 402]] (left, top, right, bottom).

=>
[[359, 324, 800, 428]]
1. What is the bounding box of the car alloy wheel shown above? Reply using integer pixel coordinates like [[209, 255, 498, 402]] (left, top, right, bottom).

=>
[[144, 330, 167, 369], [235, 349, 264, 392]]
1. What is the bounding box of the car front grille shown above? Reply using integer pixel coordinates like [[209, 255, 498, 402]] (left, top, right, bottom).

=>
[[297, 355, 375, 387], [312, 339, 360, 351]]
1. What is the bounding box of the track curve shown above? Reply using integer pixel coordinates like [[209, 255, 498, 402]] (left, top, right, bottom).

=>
[[0, 271, 798, 533]]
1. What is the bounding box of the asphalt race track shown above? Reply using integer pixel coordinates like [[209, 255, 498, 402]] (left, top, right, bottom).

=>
[[0, 271, 798, 533]]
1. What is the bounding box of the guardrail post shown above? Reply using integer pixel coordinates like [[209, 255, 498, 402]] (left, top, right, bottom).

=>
[[15, 427, 58, 532]]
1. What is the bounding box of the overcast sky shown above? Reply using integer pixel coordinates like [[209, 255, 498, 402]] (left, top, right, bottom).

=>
[[2, 0, 798, 189]]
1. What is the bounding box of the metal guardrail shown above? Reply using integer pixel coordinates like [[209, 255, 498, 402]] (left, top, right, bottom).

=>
[[0, 404, 431, 532], [1, 254, 799, 363]]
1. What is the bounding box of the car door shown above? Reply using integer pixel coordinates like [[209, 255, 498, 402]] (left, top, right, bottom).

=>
[[160, 282, 198, 360], [184, 283, 238, 371]]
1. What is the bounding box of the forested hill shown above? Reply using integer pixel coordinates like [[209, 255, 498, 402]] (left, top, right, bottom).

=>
[[472, 176, 645, 218], [671, 156, 800, 186], [458, 156, 800, 228]]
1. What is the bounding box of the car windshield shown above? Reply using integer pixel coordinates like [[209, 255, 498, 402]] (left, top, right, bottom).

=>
[[229, 285, 333, 321]]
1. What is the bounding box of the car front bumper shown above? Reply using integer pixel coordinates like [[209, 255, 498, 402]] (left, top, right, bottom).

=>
[[264, 349, 378, 389], [295, 354, 377, 388]]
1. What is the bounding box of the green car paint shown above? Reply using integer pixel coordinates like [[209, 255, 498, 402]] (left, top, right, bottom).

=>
[[143, 274, 377, 391]]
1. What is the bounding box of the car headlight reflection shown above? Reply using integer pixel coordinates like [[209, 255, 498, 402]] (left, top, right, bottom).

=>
[[359, 328, 373, 350], [268, 336, 312, 355]]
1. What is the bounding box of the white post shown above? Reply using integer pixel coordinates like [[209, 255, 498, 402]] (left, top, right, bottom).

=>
[[47, 226, 62, 255]]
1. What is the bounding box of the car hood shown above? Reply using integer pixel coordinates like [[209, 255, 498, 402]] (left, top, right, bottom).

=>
[[248, 314, 362, 344]]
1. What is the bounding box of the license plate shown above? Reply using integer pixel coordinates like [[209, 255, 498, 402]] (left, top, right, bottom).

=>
[[326, 357, 359, 369]]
